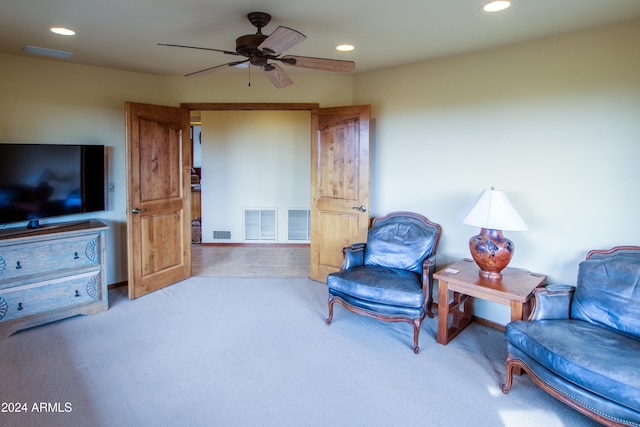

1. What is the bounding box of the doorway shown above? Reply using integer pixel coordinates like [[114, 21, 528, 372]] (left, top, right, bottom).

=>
[[126, 101, 369, 298], [181, 102, 370, 283], [193, 109, 312, 246], [186, 104, 315, 278]]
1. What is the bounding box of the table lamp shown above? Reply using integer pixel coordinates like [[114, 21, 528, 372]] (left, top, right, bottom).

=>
[[458, 188, 528, 279]]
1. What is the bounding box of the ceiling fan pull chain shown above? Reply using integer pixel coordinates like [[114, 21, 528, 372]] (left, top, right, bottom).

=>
[[248, 63, 251, 87]]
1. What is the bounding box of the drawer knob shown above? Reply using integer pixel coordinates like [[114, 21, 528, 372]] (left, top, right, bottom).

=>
[[74, 252, 80, 259], [17, 302, 23, 311], [74, 290, 80, 297], [15, 261, 22, 269]]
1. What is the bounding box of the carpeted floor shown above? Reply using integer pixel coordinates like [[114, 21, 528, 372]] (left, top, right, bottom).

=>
[[0, 274, 599, 427]]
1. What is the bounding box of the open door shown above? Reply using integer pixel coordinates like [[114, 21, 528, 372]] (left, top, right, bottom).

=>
[[310, 105, 371, 282], [125, 102, 192, 299]]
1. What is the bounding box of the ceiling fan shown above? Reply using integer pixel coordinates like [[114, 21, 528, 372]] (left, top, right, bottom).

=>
[[158, 12, 355, 88]]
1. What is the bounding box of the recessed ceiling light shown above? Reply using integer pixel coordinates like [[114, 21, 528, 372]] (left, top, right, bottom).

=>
[[336, 44, 354, 52], [482, 1, 511, 12], [50, 27, 76, 36]]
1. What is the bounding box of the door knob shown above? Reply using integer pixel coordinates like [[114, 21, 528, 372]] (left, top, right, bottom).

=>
[[131, 208, 148, 214], [352, 205, 367, 212]]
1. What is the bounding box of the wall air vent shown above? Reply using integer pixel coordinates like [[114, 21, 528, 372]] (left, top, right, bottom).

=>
[[22, 45, 74, 59], [287, 209, 311, 241], [244, 209, 276, 241], [213, 230, 231, 240]]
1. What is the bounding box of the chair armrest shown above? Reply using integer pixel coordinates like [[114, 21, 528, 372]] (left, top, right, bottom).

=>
[[421, 255, 438, 317], [528, 284, 575, 321], [342, 243, 366, 270], [422, 254, 436, 282]]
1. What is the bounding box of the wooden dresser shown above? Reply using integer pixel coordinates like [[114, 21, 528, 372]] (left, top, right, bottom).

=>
[[0, 220, 108, 337]]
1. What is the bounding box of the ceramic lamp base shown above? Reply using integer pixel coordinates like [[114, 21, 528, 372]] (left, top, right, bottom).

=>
[[469, 228, 514, 279]]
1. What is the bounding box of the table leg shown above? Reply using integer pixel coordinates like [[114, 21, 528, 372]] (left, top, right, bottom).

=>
[[437, 279, 450, 345], [510, 300, 524, 322], [452, 292, 470, 328], [437, 280, 473, 345]]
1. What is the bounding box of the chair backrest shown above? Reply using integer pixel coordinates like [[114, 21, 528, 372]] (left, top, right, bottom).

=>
[[363, 212, 441, 274], [586, 246, 640, 260], [571, 246, 640, 338]]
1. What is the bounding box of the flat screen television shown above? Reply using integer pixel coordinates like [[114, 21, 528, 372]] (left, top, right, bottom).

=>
[[0, 144, 105, 229]]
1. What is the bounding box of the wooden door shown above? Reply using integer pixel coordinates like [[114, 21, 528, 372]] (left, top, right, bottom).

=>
[[125, 102, 192, 299], [310, 105, 371, 282]]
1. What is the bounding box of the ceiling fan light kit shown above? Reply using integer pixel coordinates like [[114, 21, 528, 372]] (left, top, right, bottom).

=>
[[158, 11, 355, 88]]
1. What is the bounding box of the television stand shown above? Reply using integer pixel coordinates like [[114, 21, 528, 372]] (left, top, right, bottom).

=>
[[0, 220, 108, 337]]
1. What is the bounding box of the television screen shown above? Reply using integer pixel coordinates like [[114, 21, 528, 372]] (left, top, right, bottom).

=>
[[0, 144, 105, 228]]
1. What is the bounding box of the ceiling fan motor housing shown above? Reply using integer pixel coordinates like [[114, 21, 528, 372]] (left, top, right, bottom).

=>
[[235, 33, 269, 56], [236, 12, 272, 58]]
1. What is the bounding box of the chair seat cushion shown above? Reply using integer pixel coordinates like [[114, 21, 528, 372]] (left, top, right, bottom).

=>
[[327, 266, 423, 308], [507, 319, 640, 412]]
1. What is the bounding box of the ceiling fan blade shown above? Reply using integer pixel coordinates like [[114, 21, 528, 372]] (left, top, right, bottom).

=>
[[258, 26, 306, 56], [263, 63, 293, 88], [186, 60, 248, 77], [157, 43, 240, 57], [279, 55, 355, 72]]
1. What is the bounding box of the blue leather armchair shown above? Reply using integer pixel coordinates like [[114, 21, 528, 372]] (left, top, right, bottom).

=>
[[325, 211, 441, 354], [503, 246, 640, 426]]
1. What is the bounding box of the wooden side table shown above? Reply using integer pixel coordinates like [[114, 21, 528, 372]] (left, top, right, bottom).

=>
[[434, 258, 546, 345]]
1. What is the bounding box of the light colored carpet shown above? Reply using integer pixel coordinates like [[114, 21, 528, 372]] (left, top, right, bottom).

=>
[[0, 277, 599, 427]]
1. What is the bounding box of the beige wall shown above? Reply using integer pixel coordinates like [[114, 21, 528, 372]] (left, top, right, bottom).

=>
[[158, 72, 354, 106], [1, 18, 638, 324], [354, 19, 640, 322], [0, 54, 353, 285], [0, 56, 167, 285]]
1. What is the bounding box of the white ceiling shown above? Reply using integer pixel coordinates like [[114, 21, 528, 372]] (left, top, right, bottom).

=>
[[2, 0, 640, 77]]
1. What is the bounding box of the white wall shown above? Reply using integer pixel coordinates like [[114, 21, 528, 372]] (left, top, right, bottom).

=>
[[199, 110, 311, 244], [354, 19, 640, 323]]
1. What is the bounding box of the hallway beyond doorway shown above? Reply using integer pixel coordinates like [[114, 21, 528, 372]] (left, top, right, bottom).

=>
[[192, 245, 310, 278]]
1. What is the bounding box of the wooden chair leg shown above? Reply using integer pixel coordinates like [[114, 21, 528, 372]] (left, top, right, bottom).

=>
[[412, 318, 421, 354], [502, 353, 516, 393], [326, 297, 334, 325], [426, 297, 434, 318]]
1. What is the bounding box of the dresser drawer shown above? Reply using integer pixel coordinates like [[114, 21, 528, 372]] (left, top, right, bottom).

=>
[[0, 233, 102, 284], [0, 271, 102, 323]]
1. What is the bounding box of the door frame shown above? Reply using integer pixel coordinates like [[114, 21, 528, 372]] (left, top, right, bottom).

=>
[[182, 103, 318, 112]]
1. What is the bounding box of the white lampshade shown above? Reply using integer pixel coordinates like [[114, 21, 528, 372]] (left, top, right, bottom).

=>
[[458, 188, 528, 231]]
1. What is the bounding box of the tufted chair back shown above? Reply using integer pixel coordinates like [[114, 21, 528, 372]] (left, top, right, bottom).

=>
[[572, 254, 640, 338], [364, 215, 439, 275]]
